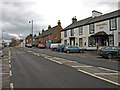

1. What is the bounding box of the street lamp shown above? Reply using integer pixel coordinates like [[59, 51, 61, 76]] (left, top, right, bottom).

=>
[[29, 20, 34, 45]]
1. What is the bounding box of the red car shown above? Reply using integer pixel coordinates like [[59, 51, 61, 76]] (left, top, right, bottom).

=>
[[38, 44, 45, 49]]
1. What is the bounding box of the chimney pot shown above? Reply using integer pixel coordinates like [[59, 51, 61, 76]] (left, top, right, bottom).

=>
[[58, 20, 61, 25]]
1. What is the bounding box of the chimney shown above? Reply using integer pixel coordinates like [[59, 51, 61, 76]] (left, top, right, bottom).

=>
[[48, 25, 51, 29], [72, 16, 77, 23], [92, 10, 102, 18], [57, 20, 61, 26], [42, 29, 44, 33]]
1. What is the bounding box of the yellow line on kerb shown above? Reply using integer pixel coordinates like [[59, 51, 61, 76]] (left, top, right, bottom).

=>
[[9, 49, 11, 59]]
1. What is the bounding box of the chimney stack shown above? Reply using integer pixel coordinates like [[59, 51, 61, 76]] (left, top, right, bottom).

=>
[[92, 10, 102, 18], [42, 29, 44, 33], [72, 16, 77, 23], [48, 25, 51, 29], [57, 20, 61, 26]]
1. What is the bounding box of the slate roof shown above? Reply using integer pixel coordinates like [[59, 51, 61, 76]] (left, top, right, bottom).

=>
[[62, 10, 120, 31], [36, 26, 58, 38]]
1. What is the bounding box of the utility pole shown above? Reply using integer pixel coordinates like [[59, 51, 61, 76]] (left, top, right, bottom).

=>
[[29, 20, 34, 46]]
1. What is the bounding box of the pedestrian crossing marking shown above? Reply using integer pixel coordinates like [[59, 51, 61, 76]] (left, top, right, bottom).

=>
[[14, 52, 25, 54]]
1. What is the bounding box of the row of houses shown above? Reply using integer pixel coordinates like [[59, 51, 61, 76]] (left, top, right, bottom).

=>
[[25, 9, 120, 50]]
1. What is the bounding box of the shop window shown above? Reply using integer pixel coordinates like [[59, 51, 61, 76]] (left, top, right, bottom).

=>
[[79, 38, 82, 47], [109, 35, 114, 46], [64, 31, 67, 37], [88, 37, 96, 47], [89, 23, 94, 34], [110, 18, 117, 30], [79, 27, 83, 35], [71, 29, 74, 36]]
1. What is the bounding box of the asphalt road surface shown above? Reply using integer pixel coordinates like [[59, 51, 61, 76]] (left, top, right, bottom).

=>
[[9, 47, 119, 88]]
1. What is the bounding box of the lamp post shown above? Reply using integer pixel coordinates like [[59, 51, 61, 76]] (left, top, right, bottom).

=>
[[29, 20, 33, 45]]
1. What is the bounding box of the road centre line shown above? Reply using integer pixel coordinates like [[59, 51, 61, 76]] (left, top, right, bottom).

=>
[[9, 64, 11, 68], [10, 70, 12, 76], [77, 69, 120, 86], [10, 83, 14, 90], [94, 73, 120, 75]]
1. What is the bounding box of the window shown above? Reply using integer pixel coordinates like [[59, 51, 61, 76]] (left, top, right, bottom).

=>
[[79, 27, 82, 35], [89, 24, 94, 34], [110, 18, 117, 30], [55, 34, 57, 39], [64, 31, 67, 37], [109, 35, 114, 46], [71, 29, 74, 36], [88, 37, 96, 47]]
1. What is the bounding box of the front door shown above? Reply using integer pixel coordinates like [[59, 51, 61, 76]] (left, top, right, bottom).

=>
[[70, 37, 75, 46]]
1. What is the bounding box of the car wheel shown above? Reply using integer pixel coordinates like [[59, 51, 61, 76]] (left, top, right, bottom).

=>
[[107, 54, 113, 59], [67, 50, 70, 53]]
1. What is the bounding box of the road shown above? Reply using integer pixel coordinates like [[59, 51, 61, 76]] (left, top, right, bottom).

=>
[[8, 47, 119, 88]]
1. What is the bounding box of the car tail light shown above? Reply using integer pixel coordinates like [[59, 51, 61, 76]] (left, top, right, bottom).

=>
[[101, 50, 103, 54]]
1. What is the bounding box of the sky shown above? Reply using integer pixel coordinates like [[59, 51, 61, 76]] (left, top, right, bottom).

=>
[[0, 0, 120, 43]]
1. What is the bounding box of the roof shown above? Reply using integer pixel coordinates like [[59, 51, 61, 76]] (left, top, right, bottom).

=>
[[62, 10, 120, 31], [37, 26, 58, 38]]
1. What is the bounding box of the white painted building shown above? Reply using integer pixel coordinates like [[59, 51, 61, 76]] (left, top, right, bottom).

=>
[[61, 10, 120, 50]]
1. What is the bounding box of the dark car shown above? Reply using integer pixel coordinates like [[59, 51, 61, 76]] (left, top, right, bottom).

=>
[[64, 45, 84, 53], [57, 45, 65, 52], [98, 46, 120, 59]]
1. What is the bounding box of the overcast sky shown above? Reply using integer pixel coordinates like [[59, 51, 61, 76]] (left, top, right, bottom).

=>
[[0, 0, 119, 42]]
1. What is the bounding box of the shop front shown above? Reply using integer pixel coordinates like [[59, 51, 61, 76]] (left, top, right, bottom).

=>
[[89, 31, 114, 49]]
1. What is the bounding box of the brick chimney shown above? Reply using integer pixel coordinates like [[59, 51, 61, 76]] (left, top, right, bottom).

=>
[[72, 16, 77, 23], [57, 20, 61, 26], [48, 25, 51, 29]]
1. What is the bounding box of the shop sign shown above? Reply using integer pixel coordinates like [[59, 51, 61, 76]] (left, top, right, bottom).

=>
[[96, 22, 107, 29]]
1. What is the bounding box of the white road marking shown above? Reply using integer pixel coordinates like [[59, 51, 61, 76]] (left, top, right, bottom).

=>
[[10, 70, 12, 76], [94, 73, 120, 75], [44, 57, 62, 64], [10, 83, 14, 90], [77, 69, 120, 86], [9, 60, 11, 63], [72, 65, 93, 68], [9, 64, 11, 68], [98, 67, 118, 73]]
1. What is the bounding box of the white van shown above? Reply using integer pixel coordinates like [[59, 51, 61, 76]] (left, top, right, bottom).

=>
[[50, 43, 61, 51]]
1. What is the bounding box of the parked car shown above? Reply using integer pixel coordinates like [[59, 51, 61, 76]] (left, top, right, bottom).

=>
[[38, 44, 45, 49], [64, 45, 84, 53], [97, 46, 120, 59], [56, 45, 65, 52], [50, 43, 61, 51], [25, 44, 32, 48]]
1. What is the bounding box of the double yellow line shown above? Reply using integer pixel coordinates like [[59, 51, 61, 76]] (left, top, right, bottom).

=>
[[9, 49, 11, 59]]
